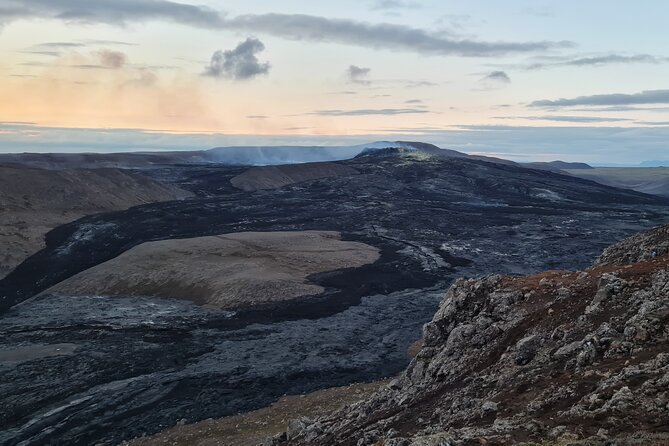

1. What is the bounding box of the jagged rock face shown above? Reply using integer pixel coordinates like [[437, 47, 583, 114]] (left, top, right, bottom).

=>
[[283, 226, 669, 446]]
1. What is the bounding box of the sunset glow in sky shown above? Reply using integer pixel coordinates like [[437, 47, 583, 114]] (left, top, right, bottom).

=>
[[1, 0, 669, 162]]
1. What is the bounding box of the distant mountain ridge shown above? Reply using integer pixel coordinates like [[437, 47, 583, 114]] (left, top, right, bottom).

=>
[[641, 160, 669, 167], [0, 141, 515, 169]]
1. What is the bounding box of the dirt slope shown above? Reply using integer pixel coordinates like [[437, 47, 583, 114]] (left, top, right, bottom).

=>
[[0, 164, 190, 278], [126, 382, 385, 446], [46, 231, 380, 310]]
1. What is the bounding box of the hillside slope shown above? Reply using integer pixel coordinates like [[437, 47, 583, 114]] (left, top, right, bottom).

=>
[[282, 224, 669, 446], [230, 163, 359, 191], [0, 164, 190, 278], [46, 231, 379, 310], [2, 154, 668, 313], [566, 167, 669, 198]]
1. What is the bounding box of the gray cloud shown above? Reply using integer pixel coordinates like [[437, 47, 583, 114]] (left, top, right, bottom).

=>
[[482, 70, 511, 83], [567, 106, 639, 112], [571, 106, 669, 113], [347, 65, 371, 84], [204, 38, 270, 80], [97, 49, 127, 68], [532, 89, 669, 107], [34, 41, 86, 48], [1, 2, 572, 57], [0, 0, 223, 27], [225, 14, 573, 57], [67, 49, 129, 69], [126, 69, 158, 86], [371, 0, 421, 10], [19, 50, 61, 57], [494, 115, 632, 123], [310, 108, 429, 116], [82, 39, 137, 46], [528, 54, 667, 70], [20, 40, 137, 58], [404, 80, 437, 88], [636, 121, 669, 126]]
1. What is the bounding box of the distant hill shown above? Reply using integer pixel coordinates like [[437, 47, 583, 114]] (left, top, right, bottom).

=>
[[641, 160, 669, 167], [565, 167, 669, 198], [523, 160, 593, 171]]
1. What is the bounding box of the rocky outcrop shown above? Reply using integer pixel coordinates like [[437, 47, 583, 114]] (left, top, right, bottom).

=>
[[280, 225, 669, 446], [596, 224, 669, 266]]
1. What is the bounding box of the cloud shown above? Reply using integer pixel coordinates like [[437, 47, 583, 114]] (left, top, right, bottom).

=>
[[2, 2, 572, 57], [571, 106, 669, 113], [225, 14, 573, 57], [67, 49, 129, 69], [531, 89, 669, 107], [0, 0, 223, 27], [126, 68, 158, 86], [405, 99, 423, 104], [636, 121, 669, 126], [97, 49, 127, 68], [483, 71, 511, 83], [527, 54, 667, 70], [371, 0, 421, 10], [403, 80, 437, 88], [20, 40, 138, 58], [310, 108, 430, 116], [20, 50, 61, 57], [33, 39, 137, 48], [34, 41, 86, 48], [494, 115, 632, 123], [476, 71, 510, 90], [204, 38, 270, 80], [347, 65, 371, 84], [81, 39, 137, 46]]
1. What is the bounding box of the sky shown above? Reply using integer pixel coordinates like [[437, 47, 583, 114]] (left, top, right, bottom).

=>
[[1, 0, 669, 163]]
